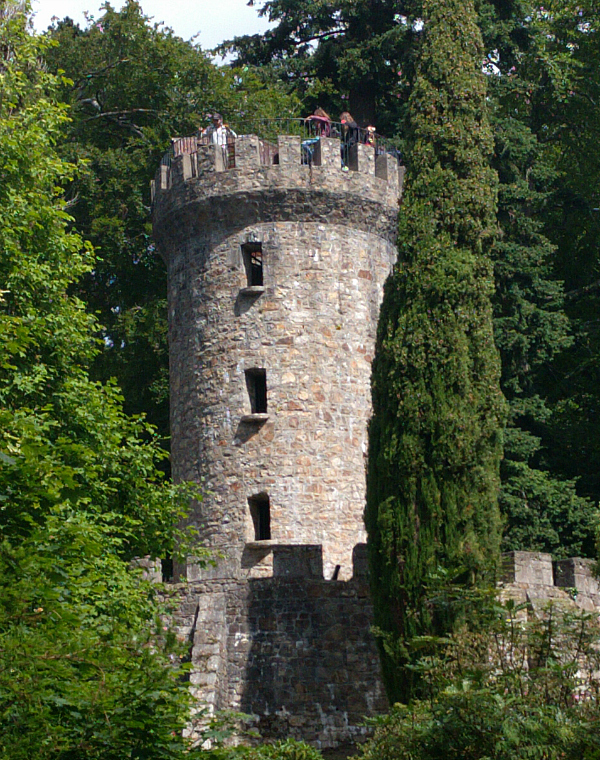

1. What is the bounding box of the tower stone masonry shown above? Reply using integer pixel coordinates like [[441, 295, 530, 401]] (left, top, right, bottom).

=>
[[152, 131, 403, 747], [153, 133, 402, 582]]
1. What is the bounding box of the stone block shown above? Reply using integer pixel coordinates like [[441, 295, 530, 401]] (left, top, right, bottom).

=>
[[182, 153, 194, 180], [190, 671, 217, 687], [186, 553, 240, 581], [348, 143, 375, 175], [196, 143, 217, 175], [235, 135, 261, 170], [130, 556, 162, 583], [159, 164, 169, 190], [352, 543, 369, 579], [313, 136, 339, 168], [555, 557, 600, 596], [277, 135, 301, 168], [374, 151, 389, 180], [501, 551, 554, 587], [272, 545, 323, 579]]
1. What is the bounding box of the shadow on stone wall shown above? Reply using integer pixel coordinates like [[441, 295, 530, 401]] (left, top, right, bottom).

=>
[[237, 544, 387, 749]]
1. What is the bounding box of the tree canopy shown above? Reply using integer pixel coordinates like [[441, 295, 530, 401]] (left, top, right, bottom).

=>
[[44, 0, 298, 440], [220, 0, 417, 131], [0, 5, 200, 755]]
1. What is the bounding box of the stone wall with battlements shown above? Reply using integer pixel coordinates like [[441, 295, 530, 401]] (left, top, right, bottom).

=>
[[500, 550, 600, 612], [152, 135, 401, 238], [160, 548, 600, 751], [165, 543, 387, 751]]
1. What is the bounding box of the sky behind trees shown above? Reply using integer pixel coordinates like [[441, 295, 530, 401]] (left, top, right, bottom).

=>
[[32, 0, 273, 49]]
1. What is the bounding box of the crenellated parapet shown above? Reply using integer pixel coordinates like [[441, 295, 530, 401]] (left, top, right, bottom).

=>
[[165, 547, 600, 749], [152, 134, 403, 255], [164, 542, 385, 748], [501, 550, 600, 612]]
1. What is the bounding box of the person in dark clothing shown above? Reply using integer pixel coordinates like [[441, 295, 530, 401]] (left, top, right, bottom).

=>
[[340, 111, 359, 169]]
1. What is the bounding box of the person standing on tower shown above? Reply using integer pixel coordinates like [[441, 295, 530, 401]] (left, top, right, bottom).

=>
[[340, 111, 359, 169], [305, 107, 332, 137], [201, 113, 237, 168]]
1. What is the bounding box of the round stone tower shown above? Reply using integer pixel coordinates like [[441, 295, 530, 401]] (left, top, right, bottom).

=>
[[153, 132, 402, 581]]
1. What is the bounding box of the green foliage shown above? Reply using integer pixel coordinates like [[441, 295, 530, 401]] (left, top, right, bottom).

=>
[[207, 739, 324, 760], [359, 596, 600, 760], [0, 2, 197, 557], [365, 0, 506, 703], [0, 4, 203, 756], [220, 0, 417, 131], [531, 0, 600, 504], [0, 512, 193, 760], [476, 0, 600, 554], [43, 2, 298, 439], [500, 428, 598, 557]]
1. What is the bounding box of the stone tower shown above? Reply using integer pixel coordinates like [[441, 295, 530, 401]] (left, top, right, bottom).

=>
[[152, 131, 403, 747]]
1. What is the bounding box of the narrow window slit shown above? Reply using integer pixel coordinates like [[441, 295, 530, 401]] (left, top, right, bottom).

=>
[[249, 493, 271, 541], [245, 368, 267, 414], [242, 242, 263, 287]]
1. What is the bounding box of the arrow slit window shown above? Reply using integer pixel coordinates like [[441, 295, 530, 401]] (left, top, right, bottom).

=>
[[245, 368, 267, 414], [249, 493, 271, 541], [242, 243, 263, 286]]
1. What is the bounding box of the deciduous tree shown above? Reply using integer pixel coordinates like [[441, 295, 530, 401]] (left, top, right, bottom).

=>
[[0, 5, 200, 755], [44, 1, 297, 439]]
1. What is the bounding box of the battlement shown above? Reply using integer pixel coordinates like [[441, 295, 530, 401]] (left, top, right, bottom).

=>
[[165, 545, 600, 749], [501, 551, 600, 611], [165, 544, 384, 748], [185, 542, 370, 583], [151, 134, 403, 224]]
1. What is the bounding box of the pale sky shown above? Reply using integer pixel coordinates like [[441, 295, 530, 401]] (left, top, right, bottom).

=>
[[31, 0, 274, 50]]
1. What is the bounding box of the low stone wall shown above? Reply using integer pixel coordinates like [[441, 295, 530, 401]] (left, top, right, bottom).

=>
[[501, 551, 600, 611], [162, 549, 600, 750], [237, 575, 386, 746], [166, 544, 387, 750]]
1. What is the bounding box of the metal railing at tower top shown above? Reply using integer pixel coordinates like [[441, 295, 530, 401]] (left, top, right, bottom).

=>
[[159, 117, 401, 169], [236, 117, 401, 159]]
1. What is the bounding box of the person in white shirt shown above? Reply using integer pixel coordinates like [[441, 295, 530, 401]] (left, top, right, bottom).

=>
[[202, 113, 237, 167]]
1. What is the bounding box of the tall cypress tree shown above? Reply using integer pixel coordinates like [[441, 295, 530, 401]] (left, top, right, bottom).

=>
[[365, 0, 506, 702]]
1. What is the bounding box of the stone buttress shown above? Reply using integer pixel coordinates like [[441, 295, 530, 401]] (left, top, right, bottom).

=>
[[152, 133, 404, 748]]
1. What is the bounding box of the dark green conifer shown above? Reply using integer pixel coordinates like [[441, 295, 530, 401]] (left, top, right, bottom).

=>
[[478, 0, 598, 558], [365, 0, 506, 703]]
